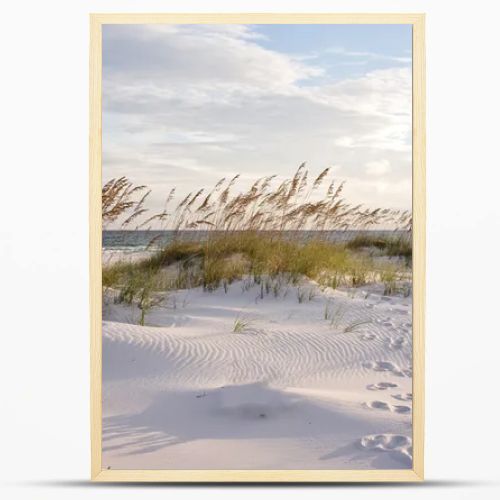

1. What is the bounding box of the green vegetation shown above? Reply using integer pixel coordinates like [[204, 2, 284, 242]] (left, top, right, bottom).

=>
[[346, 233, 412, 261], [232, 315, 255, 334], [108, 265, 166, 325], [104, 231, 411, 295], [102, 166, 412, 325]]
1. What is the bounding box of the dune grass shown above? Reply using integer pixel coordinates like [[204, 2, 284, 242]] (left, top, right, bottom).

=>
[[102, 166, 412, 324], [232, 315, 255, 334], [103, 164, 412, 233], [346, 233, 412, 260], [104, 231, 410, 295]]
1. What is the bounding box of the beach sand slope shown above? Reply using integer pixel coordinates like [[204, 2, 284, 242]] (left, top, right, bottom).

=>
[[102, 280, 413, 470]]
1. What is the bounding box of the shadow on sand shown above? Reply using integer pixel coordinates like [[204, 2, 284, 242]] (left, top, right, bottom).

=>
[[103, 382, 411, 469]]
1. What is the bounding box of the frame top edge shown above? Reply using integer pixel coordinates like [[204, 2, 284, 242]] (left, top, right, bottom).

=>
[[89, 12, 425, 25]]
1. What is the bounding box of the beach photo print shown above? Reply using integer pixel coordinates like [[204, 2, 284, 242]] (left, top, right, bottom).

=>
[[90, 13, 425, 482]]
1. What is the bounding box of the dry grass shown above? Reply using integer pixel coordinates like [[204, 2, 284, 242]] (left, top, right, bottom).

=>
[[171, 164, 412, 233], [102, 166, 413, 315], [102, 177, 150, 228]]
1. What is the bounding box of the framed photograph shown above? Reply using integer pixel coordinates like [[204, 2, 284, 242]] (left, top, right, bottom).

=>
[[90, 13, 425, 482]]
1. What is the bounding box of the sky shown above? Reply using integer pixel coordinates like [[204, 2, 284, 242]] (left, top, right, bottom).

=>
[[102, 24, 412, 223]]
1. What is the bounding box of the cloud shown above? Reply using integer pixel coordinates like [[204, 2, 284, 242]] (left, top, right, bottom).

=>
[[325, 46, 412, 64], [102, 25, 412, 219], [365, 159, 391, 176], [316, 67, 411, 118], [103, 24, 323, 96]]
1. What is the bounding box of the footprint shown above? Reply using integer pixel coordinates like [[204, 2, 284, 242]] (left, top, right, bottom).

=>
[[359, 433, 413, 465], [360, 433, 411, 451], [387, 337, 407, 350], [367, 382, 398, 391], [363, 360, 397, 372], [363, 360, 393, 371], [365, 400, 412, 415], [392, 393, 412, 402], [365, 400, 391, 411], [393, 404, 411, 414], [363, 360, 412, 378]]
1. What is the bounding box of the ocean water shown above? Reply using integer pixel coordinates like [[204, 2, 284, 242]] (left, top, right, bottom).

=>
[[102, 230, 409, 253]]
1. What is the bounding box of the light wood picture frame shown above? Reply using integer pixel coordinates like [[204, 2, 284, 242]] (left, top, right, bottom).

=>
[[90, 13, 425, 483]]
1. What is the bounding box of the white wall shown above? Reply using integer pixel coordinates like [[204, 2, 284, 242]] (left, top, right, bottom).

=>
[[1, 1, 499, 499]]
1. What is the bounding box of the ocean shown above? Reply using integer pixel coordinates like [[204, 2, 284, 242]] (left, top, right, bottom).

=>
[[103, 230, 409, 253]]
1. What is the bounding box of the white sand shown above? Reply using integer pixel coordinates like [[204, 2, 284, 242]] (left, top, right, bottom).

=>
[[102, 279, 413, 470]]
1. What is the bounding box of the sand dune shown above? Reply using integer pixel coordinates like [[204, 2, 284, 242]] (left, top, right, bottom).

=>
[[102, 280, 412, 470]]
